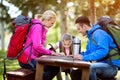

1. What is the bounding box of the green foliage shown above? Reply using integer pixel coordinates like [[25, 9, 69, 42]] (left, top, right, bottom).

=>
[[0, 50, 6, 58], [4, 0, 120, 33], [0, 50, 20, 80], [47, 21, 60, 45]]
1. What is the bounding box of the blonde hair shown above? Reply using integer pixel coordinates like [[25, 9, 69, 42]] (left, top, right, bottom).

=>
[[35, 14, 42, 20], [41, 10, 56, 21]]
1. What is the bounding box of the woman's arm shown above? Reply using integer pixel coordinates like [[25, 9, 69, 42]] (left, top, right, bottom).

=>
[[31, 24, 52, 56]]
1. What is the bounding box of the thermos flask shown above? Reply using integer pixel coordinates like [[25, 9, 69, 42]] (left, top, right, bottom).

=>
[[73, 37, 81, 55]]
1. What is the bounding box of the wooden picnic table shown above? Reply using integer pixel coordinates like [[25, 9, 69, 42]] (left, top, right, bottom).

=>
[[35, 55, 90, 80]]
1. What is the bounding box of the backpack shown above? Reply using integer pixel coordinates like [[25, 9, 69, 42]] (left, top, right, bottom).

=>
[[3, 15, 42, 80], [3, 15, 32, 80], [7, 15, 33, 59], [93, 16, 120, 60]]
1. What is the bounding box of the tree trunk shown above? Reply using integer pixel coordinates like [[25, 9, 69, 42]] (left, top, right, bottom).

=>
[[59, 0, 67, 36], [60, 10, 67, 35], [0, 22, 5, 50], [89, 0, 96, 24]]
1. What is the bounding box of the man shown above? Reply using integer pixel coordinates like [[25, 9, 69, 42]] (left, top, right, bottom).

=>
[[70, 16, 120, 80]]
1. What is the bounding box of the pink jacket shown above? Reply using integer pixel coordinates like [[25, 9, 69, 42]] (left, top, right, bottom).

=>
[[23, 19, 52, 59]]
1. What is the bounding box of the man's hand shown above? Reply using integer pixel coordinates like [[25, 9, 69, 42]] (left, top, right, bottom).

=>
[[73, 54, 82, 60]]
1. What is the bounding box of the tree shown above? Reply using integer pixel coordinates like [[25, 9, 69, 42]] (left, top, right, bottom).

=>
[[89, 0, 96, 23], [0, 0, 11, 50], [58, 0, 68, 35], [4, 0, 120, 45]]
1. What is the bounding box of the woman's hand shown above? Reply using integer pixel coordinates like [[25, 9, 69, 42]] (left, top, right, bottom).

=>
[[51, 51, 58, 56], [51, 51, 65, 56], [57, 52, 65, 56]]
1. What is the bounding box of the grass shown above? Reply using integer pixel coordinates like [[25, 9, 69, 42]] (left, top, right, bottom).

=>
[[0, 50, 20, 80]]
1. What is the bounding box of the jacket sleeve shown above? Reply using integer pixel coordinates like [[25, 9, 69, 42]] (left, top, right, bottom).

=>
[[31, 24, 52, 56], [82, 30, 111, 61]]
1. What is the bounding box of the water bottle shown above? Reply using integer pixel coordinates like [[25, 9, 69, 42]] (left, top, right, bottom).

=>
[[72, 37, 81, 56]]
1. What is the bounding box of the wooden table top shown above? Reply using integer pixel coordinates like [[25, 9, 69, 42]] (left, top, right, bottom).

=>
[[36, 55, 90, 68]]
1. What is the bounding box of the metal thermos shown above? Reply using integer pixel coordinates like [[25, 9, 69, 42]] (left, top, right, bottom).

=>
[[73, 37, 81, 55]]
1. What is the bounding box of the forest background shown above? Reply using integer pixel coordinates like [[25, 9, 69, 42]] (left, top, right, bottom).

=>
[[1, 0, 120, 50]]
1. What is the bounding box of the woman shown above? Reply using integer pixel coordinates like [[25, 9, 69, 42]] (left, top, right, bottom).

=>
[[18, 10, 60, 80]]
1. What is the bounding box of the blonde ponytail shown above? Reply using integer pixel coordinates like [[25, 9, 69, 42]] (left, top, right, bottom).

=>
[[41, 10, 56, 21]]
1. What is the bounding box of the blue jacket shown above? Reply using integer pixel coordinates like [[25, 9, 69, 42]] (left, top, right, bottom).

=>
[[82, 24, 120, 68]]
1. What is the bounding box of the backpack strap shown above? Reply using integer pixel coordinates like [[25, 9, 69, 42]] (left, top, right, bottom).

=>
[[91, 27, 103, 45], [92, 28, 120, 60], [27, 43, 35, 70], [59, 41, 62, 52]]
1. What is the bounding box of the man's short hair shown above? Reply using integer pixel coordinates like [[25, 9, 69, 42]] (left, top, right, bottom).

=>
[[75, 16, 90, 26]]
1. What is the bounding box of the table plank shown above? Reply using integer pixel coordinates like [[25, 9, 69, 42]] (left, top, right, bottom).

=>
[[35, 62, 43, 80], [81, 67, 90, 80], [35, 55, 90, 80]]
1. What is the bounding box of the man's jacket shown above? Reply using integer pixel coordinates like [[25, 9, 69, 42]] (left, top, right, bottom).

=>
[[82, 24, 120, 68]]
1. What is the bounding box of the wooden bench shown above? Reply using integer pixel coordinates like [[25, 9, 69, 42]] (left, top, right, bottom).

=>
[[6, 68, 35, 80], [98, 77, 117, 80]]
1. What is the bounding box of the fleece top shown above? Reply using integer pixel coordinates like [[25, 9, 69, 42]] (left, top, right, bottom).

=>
[[23, 19, 52, 59]]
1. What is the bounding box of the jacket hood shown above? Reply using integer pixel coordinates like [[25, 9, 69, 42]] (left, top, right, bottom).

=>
[[31, 19, 42, 24], [87, 24, 102, 36]]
